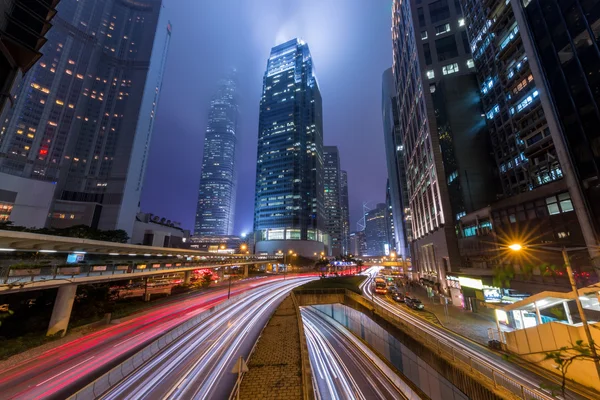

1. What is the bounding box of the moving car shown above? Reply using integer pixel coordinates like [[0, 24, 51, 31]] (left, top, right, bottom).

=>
[[391, 292, 404, 303], [374, 278, 388, 294], [406, 297, 424, 310]]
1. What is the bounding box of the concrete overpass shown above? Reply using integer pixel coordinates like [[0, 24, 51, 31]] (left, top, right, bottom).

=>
[[0, 229, 281, 336]]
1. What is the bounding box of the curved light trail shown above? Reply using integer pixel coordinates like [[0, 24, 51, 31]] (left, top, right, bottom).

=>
[[359, 268, 580, 400], [0, 276, 298, 399], [302, 307, 408, 400], [97, 278, 314, 400]]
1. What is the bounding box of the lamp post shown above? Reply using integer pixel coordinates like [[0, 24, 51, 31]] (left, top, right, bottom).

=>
[[509, 243, 600, 379]]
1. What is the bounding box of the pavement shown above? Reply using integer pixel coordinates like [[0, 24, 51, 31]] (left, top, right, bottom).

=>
[[239, 295, 304, 400], [399, 283, 502, 345]]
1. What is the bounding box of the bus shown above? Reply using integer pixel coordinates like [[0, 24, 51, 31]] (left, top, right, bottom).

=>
[[374, 278, 388, 294]]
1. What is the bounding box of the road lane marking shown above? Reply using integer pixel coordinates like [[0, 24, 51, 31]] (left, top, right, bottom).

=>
[[35, 356, 95, 386]]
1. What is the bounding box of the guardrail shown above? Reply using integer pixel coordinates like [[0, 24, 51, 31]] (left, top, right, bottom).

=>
[[68, 288, 255, 400], [343, 290, 552, 400], [0, 259, 277, 286], [290, 292, 315, 400]]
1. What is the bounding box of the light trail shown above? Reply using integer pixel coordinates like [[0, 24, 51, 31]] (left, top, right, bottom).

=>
[[0, 275, 299, 399], [359, 268, 578, 400], [302, 307, 409, 400], [96, 278, 314, 400]]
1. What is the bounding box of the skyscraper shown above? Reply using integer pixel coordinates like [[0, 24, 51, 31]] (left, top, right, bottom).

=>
[[385, 180, 396, 255], [513, 0, 600, 270], [324, 146, 343, 256], [253, 38, 327, 257], [194, 73, 238, 236], [0, 1, 61, 114], [382, 67, 411, 260], [0, 0, 171, 236], [340, 170, 351, 255], [364, 203, 388, 257]]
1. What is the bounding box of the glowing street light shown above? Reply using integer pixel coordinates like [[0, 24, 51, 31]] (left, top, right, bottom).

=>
[[508, 242, 600, 379]]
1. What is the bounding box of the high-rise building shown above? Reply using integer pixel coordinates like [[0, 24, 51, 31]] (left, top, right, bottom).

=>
[[460, 0, 562, 194], [0, 1, 62, 114], [324, 146, 343, 256], [340, 170, 350, 255], [194, 73, 238, 236], [382, 67, 411, 260], [348, 230, 365, 257], [364, 203, 389, 256], [385, 180, 396, 255], [512, 0, 600, 270], [253, 38, 327, 257], [0, 0, 171, 236]]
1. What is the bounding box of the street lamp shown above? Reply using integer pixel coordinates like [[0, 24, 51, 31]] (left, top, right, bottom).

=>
[[283, 250, 295, 280], [509, 243, 600, 379], [240, 243, 247, 252]]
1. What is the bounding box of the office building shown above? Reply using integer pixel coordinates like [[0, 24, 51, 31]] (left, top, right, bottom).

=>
[[385, 180, 396, 255], [0, 0, 171, 236], [340, 170, 350, 255], [513, 0, 600, 270], [364, 203, 389, 257], [0, 1, 61, 114], [324, 146, 343, 256], [253, 38, 327, 257], [194, 73, 238, 236], [349, 230, 366, 257], [381, 67, 411, 260]]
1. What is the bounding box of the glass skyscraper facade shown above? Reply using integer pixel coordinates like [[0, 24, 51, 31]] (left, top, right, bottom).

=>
[[382, 67, 411, 260], [461, 0, 562, 195], [364, 203, 389, 257], [253, 38, 326, 256], [0, 0, 171, 236], [340, 170, 350, 255], [195, 73, 238, 236], [324, 146, 343, 256], [514, 0, 600, 269]]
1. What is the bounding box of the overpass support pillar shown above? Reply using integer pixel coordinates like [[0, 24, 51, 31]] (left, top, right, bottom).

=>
[[184, 270, 192, 285], [243, 265, 249, 278], [47, 284, 77, 337]]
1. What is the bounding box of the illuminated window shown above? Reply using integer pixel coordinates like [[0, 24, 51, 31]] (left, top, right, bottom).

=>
[[458, 18, 465, 27], [426, 70, 435, 79], [435, 23, 451, 36], [442, 63, 459, 75], [421, 30, 428, 40], [467, 59, 474, 68]]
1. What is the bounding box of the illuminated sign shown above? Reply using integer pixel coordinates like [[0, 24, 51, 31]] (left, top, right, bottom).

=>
[[66, 253, 85, 264], [137, 264, 147, 269], [496, 309, 509, 325], [483, 287, 502, 302], [458, 277, 483, 290], [152, 264, 161, 268]]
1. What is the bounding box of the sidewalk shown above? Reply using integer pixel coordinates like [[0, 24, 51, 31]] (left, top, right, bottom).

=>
[[400, 284, 503, 345]]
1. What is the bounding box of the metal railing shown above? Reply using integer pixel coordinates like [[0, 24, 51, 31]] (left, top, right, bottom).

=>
[[0, 259, 277, 287], [343, 290, 553, 400]]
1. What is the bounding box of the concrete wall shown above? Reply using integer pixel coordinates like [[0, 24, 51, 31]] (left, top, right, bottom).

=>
[[310, 303, 468, 400], [130, 219, 187, 247], [0, 172, 55, 228], [504, 320, 600, 390]]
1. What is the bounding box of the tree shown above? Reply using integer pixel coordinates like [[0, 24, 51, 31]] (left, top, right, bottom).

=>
[[542, 336, 600, 399], [200, 272, 213, 288], [492, 264, 515, 288]]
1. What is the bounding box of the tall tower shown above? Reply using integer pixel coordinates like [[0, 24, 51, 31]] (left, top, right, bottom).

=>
[[324, 146, 342, 256], [340, 170, 350, 255], [0, 0, 171, 236], [194, 73, 238, 236], [253, 38, 326, 257]]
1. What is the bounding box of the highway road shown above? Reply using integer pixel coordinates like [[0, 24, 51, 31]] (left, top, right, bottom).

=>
[[96, 278, 313, 400], [0, 275, 304, 400], [302, 307, 408, 400], [360, 268, 587, 400]]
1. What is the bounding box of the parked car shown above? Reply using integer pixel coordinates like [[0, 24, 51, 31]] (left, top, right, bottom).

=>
[[391, 292, 405, 303], [406, 297, 424, 310]]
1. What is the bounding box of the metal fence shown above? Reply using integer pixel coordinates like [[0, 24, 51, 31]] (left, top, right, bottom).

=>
[[343, 290, 553, 400]]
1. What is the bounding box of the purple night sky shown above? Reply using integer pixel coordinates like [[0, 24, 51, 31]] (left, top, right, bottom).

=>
[[141, 0, 392, 234]]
